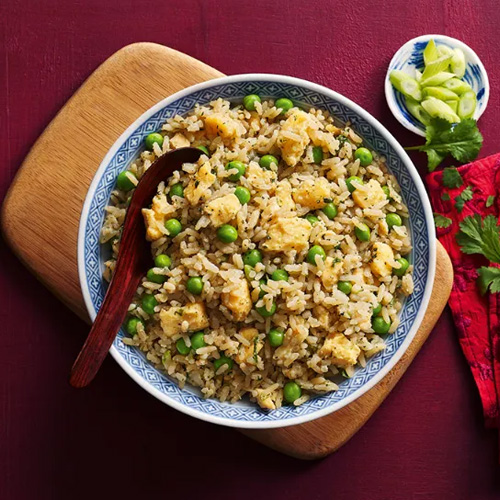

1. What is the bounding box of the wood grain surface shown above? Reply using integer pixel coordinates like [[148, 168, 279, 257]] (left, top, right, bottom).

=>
[[1, 42, 451, 459], [1, 43, 223, 320]]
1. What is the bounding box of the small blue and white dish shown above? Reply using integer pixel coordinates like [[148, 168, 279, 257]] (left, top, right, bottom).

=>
[[385, 34, 489, 136], [78, 74, 436, 429]]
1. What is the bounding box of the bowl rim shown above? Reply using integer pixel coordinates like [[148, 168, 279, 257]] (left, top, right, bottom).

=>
[[78, 73, 436, 429], [385, 34, 490, 137]]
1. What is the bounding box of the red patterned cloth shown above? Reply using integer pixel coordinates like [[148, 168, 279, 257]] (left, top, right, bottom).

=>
[[427, 153, 500, 429]]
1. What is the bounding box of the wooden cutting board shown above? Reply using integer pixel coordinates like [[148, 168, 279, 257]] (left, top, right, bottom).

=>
[[1, 42, 453, 459]]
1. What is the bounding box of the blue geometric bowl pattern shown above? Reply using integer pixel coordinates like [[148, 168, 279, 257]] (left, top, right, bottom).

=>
[[386, 35, 489, 137], [79, 76, 434, 427]]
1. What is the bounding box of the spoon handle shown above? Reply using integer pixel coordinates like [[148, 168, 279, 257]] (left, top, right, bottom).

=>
[[69, 265, 142, 388]]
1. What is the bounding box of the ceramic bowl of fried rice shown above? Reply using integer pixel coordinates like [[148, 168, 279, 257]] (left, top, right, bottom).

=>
[[78, 74, 436, 429]]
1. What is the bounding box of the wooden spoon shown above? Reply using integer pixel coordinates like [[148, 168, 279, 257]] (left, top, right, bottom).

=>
[[70, 147, 202, 388]]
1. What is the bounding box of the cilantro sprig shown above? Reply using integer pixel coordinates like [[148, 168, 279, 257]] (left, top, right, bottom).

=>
[[477, 267, 500, 295], [456, 215, 500, 263], [456, 215, 500, 295], [406, 118, 483, 171]]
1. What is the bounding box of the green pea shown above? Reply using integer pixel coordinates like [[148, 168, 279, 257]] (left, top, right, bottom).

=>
[[307, 245, 326, 265], [259, 155, 279, 170], [243, 94, 261, 111], [165, 218, 182, 237], [372, 316, 391, 335], [382, 185, 391, 200], [386, 213, 403, 229], [234, 186, 251, 204], [145, 132, 164, 150], [268, 328, 284, 347], [372, 303, 382, 316], [354, 147, 373, 166], [275, 98, 294, 114], [191, 331, 206, 351], [214, 355, 233, 372], [142, 294, 158, 315], [312, 146, 324, 164], [271, 269, 289, 282], [146, 268, 166, 284], [225, 161, 246, 182], [186, 276, 203, 295], [322, 203, 338, 220], [393, 257, 410, 277], [154, 254, 172, 268], [283, 381, 302, 403], [176, 338, 191, 355], [305, 214, 320, 225], [116, 171, 136, 191], [256, 301, 277, 317], [354, 223, 371, 242], [217, 224, 238, 243], [197, 145, 210, 156], [169, 183, 184, 199], [243, 249, 263, 267], [338, 281, 352, 295], [346, 176, 364, 193], [125, 317, 145, 336]]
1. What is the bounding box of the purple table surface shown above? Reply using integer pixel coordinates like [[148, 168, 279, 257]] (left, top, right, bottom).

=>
[[1, 1, 500, 499]]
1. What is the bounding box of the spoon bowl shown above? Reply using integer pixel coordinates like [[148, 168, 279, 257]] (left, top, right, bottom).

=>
[[70, 147, 202, 388]]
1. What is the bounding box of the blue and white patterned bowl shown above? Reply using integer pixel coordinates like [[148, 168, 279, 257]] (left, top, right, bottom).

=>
[[78, 74, 436, 429], [385, 34, 489, 136]]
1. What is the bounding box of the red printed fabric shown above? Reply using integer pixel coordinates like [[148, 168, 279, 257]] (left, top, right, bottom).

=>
[[427, 153, 500, 429]]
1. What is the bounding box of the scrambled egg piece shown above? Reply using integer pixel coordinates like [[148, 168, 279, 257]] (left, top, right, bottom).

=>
[[246, 163, 276, 191], [292, 177, 330, 209], [261, 217, 311, 252], [142, 192, 176, 241], [352, 179, 387, 209], [275, 181, 295, 212], [313, 305, 331, 329], [169, 133, 190, 149], [235, 327, 262, 366], [184, 162, 216, 205], [370, 242, 395, 278], [277, 110, 311, 166], [321, 257, 343, 291], [254, 389, 276, 410], [319, 333, 360, 367], [221, 276, 252, 321], [204, 194, 241, 227], [159, 302, 209, 337], [204, 113, 242, 141]]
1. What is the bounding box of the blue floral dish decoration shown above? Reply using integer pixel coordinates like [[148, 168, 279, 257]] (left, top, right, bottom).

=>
[[78, 74, 436, 429], [385, 34, 489, 136]]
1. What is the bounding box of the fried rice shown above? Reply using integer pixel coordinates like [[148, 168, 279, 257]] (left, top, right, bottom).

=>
[[100, 96, 414, 410]]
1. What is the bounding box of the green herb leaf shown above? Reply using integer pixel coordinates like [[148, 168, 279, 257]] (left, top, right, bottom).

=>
[[477, 266, 500, 295], [434, 213, 453, 228], [455, 195, 465, 213], [441, 192, 451, 201], [456, 214, 500, 263], [486, 195, 495, 208], [454, 186, 473, 213], [406, 118, 483, 171], [460, 186, 473, 201], [442, 167, 464, 188]]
